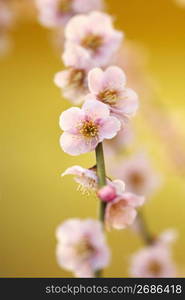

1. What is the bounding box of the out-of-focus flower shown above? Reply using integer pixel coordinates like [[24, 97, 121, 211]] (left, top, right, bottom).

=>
[[110, 153, 160, 197], [35, 0, 104, 28], [62, 165, 98, 192], [54, 45, 95, 104], [65, 11, 123, 66], [87, 66, 139, 122], [99, 179, 145, 230], [56, 218, 110, 277], [0, 1, 13, 56], [105, 190, 145, 230], [104, 124, 134, 156], [59, 100, 121, 156], [130, 230, 177, 277], [97, 179, 125, 203]]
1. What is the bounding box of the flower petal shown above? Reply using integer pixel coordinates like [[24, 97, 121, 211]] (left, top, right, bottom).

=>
[[99, 116, 121, 140], [54, 70, 69, 88], [103, 66, 126, 90], [115, 88, 139, 117], [82, 99, 110, 120], [60, 132, 97, 155], [59, 107, 83, 131], [88, 68, 104, 94]]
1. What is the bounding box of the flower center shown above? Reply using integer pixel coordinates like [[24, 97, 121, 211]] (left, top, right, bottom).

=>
[[80, 120, 99, 138], [69, 69, 86, 88], [58, 0, 73, 13], [81, 34, 103, 52], [75, 239, 95, 259], [148, 260, 162, 276], [98, 89, 118, 105], [129, 172, 144, 187]]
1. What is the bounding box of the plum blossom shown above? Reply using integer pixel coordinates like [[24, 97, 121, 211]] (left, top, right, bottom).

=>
[[62, 165, 98, 193], [35, 0, 104, 28], [110, 153, 160, 196], [59, 100, 121, 156], [87, 66, 139, 121], [65, 11, 123, 66], [130, 230, 177, 278], [54, 45, 95, 104], [56, 218, 110, 277], [105, 192, 145, 230], [98, 180, 145, 230]]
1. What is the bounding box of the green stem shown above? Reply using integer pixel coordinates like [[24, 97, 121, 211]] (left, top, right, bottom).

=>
[[95, 142, 107, 222], [137, 210, 154, 245], [95, 142, 107, 277]]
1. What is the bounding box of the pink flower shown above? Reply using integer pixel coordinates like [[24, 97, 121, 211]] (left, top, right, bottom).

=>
[[62, 165, 98, 192], [56, 218, 110, 277], [65, 11, 123, 66], [97, 179, 125, 202], [130, 238, 177, 278], [104, 180, 145, 230], [36, 0, 104, 28], [54, 45, 95, 104], [87, 66, 139, 122], [59, 100, 121, 156], [110, 153, 161, 196]]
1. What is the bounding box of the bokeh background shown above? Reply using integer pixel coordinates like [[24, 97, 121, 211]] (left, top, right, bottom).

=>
[[0, 0, 185, 277]]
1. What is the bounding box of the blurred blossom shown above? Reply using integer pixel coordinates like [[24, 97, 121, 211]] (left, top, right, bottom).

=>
[[59, 100, 121, 156], [54, 44, 95, 104], [62, 165, 98, 193], [35, 0, 104, 28], [110, 153, 161, 197], [105, 189, 145, 230], [104, 124, 134, 156], [56, 219, 110, 277], [130, 230, 177, 277], [0, 0, 13, 56], [87, 66, 139, 122], [65, 11, 123, 66]]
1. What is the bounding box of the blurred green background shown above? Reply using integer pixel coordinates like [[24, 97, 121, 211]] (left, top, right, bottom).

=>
[[0, 0, 185, 277]]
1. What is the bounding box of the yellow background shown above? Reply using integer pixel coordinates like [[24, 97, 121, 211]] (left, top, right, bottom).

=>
[[0, 0, 185, 277]]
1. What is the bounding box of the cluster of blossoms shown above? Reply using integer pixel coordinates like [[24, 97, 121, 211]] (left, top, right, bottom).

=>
[[44, 1, 179, 278], [0, 1, 13, 56], [52, 6, 146, 277]]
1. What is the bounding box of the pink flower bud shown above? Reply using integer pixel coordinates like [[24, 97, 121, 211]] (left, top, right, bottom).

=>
[[97, 185, 117, 202]]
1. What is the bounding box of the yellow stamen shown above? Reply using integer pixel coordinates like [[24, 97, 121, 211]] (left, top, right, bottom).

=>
[[69, 69, 86, 88], [81, 34, 103, 52], [98, 89, 118, 105], [148, 260, 162, 276], [79, 120, 99, 138], [58, 0, 73, 13]]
